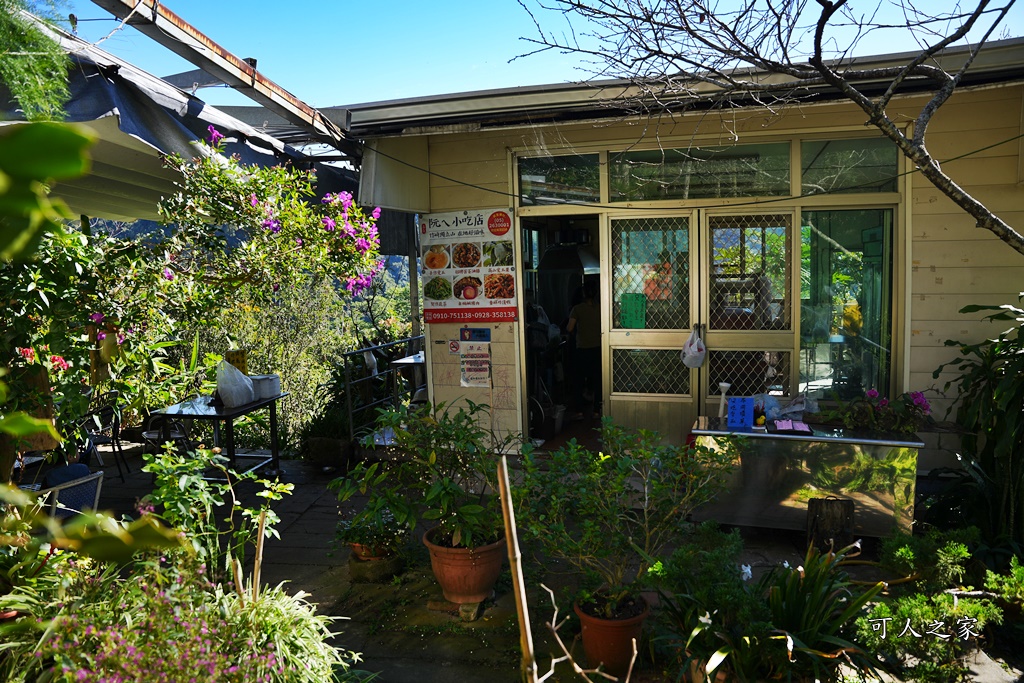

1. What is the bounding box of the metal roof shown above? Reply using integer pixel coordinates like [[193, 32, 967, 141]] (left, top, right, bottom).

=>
[[329, 36, 1024, 138]]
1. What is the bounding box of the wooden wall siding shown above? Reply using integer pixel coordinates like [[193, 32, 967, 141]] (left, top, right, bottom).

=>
[[411, 82, 1024, 456], [425, 321, 520, 439]]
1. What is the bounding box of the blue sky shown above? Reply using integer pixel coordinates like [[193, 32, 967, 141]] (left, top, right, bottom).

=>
[[64, 1, 1024, 109]]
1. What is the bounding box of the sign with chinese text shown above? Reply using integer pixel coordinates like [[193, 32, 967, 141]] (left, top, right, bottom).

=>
[[421, 209, 517, 324], [459, 342, 491, 388]]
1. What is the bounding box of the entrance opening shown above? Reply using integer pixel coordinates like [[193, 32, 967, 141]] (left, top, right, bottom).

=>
[[521, 214, 600, 445]]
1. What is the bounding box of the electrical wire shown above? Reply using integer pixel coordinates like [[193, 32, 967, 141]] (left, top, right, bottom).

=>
[[366, 129, 1024, 212]]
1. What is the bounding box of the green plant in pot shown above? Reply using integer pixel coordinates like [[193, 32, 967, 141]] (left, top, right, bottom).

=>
[[333, 493, 408, 561], [332, 400, 520, 603], [515, 419, 736, 676]]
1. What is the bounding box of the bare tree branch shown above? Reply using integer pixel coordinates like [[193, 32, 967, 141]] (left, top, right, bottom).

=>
[[519, 0, 1024, 255]]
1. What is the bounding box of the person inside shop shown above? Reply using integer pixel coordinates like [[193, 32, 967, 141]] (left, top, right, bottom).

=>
[[566, 280, 600, 419]]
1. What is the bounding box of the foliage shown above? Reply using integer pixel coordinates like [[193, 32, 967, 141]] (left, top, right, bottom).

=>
[[334, 401, 519, 550], [652, 534, 884, 682], [879, 528, 983, 591], [0, 1, 70, 122], [857, 592, 1002, 683], [825, 388, 933, 435], [985, 555, 1024, 606], [934, 294, 1024, 547], [157, 132, 383, 323], [515, 419, 735, 617], [141, 445, 292, 581], [335, 504, 408, 555], [5, 553, 364, 683]]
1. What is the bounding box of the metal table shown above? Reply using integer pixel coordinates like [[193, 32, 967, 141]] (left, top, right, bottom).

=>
[[691, 416, 923, 536], [153, 393, 289, 477]]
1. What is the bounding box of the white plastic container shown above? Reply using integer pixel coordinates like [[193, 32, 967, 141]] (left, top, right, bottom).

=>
[[249, 374, 281, 400]]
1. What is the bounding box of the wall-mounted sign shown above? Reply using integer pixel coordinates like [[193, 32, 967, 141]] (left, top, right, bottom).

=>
[[421, 209, 518, 324], [460, 327, 492, 342], [460, 342, 491, 388]]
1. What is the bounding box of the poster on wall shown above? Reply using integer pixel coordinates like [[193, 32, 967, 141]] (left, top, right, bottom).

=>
[[421, 208, 517, 324], [459, 342, 491, 388]]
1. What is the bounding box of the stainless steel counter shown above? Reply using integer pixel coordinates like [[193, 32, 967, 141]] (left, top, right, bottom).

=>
[[691, 416, 920, 536]]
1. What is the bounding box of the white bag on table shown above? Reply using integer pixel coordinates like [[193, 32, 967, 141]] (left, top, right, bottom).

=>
[[217, 359, 255, 407]]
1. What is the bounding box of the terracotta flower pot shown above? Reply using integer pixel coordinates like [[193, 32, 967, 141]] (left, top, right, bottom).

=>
[[349, 542, 390, 561], [574, 596, 650, 678], [422, 528, 506, 604]]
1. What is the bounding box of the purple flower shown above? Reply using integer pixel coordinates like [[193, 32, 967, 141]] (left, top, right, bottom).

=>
[[117, 333, 126, 345], [249, 193, 259, 207], [338, 191, 353, 209], [163, 267, 175, 281], [89, 312, 104, 324], [296, 237, 303, 246], [322, 216, 336, 231], [206, 125, 224, 145], [321, 193, 334, 204], [372, 206, 382, 220], [878, 398, 889, 408], [263, 218, 281, 233], [272, 283, 280, 292], [355, 237, 372, 254], [865, 388, 879, 399], [96, 331, 106, 341]]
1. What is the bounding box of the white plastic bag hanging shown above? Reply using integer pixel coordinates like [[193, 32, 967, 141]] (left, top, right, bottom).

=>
[[681, 326, 707, 368], [216, 359, 255, 407]]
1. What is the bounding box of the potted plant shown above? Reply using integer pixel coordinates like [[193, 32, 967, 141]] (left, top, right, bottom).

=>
[[332, 400, 520, 603], [334, 498, 408, 561], [515, 419, 737, 677]]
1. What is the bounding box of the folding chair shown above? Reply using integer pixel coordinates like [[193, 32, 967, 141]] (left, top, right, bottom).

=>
[[81, 391, 128, 483], [141, 415, 193, 455], [38, 465, 104, 520]]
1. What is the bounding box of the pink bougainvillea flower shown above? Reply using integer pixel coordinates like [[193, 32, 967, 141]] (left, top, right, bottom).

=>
[[163, 267, 175, 281], [17, 347, 36, 363], [322, 216, 336, 231], [207, 125, 224, 145], [89, 312, 104, 324], [372, 206, 382, 220], [49, 355, 69, 372], [865, 388, 879, 399]]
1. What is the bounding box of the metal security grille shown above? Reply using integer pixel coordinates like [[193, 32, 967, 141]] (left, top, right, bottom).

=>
[[612, 349, 691, 395], [611, 217, 690, 330], [709, 214, 791, 330], [708, 350, 791, 397]]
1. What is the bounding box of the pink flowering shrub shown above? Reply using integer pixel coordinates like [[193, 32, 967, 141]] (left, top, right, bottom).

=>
[[831, 389, 933, 434]]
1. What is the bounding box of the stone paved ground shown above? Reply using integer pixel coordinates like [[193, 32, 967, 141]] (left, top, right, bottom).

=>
[[90, 443, 1022, 683]]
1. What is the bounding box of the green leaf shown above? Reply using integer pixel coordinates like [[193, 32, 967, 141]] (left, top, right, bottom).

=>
[[0, 123, 94, 180], [0, 411, 60, 439]]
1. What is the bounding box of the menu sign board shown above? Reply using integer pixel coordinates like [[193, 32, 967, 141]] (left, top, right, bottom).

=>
[[421, 209, 517, 324]]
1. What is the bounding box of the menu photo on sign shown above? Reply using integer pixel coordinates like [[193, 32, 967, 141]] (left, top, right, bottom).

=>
[[421, 209, 517, 324]]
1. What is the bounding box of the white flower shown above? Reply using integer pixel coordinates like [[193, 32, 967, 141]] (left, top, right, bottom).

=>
[[782, 560, 790, 569], [740, 564, 753, 581], [699, 611, 713, 626]]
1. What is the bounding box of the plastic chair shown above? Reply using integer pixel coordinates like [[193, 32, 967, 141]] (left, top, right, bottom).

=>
[[38, 465, 104, 520], [141, 415, 193, 455], [81, 391, 128, 483]]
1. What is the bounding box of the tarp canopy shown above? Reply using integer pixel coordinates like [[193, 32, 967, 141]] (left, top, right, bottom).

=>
[[1, 14, 354, 222]]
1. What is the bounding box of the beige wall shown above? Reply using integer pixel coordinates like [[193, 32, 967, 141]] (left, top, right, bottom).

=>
[[396, 83, 1024, 468]]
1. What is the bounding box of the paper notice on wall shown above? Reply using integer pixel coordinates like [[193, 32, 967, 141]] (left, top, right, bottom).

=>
[[459, 342, 491, 388]]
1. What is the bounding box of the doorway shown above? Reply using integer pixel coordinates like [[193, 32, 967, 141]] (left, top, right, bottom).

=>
[[520, 214, 599, 443]]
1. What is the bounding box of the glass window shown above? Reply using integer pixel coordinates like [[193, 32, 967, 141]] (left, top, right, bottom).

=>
[[610, 143, 790, 201], [708, 214, 791, 331], [518, 154, 600, 205], [611, 217, 690, 330], [800, 209, 893, 400], [801, 138, 898, 195]]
